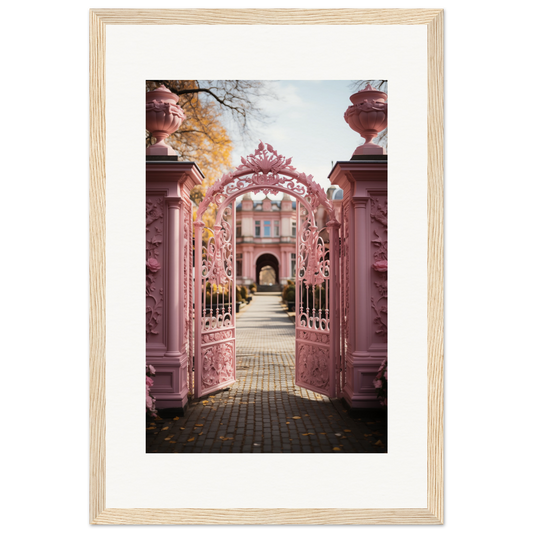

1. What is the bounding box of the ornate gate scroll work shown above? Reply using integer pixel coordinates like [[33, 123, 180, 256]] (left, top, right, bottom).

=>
[[194, 142, 341, 399], [194, 204, 236, 399]]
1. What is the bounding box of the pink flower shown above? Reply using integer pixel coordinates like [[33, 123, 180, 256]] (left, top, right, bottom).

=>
[[146, 394, 154, 410], [146, 376, 154, 388], [374, 379, 383, 389], [372, 260, 388, 272], [384, 370, 387, 380], [148, 365, 156, 375], [146, 258, 161, 273]]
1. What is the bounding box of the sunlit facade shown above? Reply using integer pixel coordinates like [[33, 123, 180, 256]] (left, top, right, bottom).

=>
[[235, 188, 343, 287]]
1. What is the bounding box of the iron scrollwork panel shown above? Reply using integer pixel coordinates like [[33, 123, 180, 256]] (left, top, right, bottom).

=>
[[295, 202, 335, 397], [194, 205, 237, 398]]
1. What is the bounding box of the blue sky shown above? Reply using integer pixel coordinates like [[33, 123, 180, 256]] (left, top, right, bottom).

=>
[[223, 80, 367, 198]]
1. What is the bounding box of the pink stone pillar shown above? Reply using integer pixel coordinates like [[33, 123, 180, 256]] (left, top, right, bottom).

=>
[[280, 250, 287, 281], [146, 161, 204, 413], [242, 246, 253, 285], [145, 87, 205, 413], [329, 159, 387, 409]]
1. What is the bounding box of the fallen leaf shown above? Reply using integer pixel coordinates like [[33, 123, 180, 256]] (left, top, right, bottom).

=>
[[364, 434, 373, 437], [292, 416, 301, 419], [169, 441, 176, 444], [374, 440, 384, 447], [173, 417, 180, 420], [320, 432, 326, 435], [162, 427, 169, 431], [199, 432, 203, 436], [202, 401, 208, 405], [286, 422, 290, 424], [180, 427, 185, 430], [344, 429, 351, 433], [335, 433, 342, 437], [333, 447, 341, 451], [187, 438, 195, 442], [195, 424, 204, 427]]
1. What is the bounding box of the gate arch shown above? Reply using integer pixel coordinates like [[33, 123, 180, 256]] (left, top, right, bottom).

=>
[[193, 142, 341, 399]]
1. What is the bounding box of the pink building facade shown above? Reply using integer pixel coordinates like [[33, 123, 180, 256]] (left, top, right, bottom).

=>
[[235, 193, 296, 287], [235, 191, 343, 287]]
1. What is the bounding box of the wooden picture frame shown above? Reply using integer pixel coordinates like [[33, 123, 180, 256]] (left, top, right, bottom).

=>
[[90, 8, 443, 525]]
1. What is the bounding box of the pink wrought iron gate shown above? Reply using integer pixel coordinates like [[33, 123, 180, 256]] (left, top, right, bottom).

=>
[[294, 203, 340, 397], [193, 205, 237, 398], [193, 142, 342, 399]]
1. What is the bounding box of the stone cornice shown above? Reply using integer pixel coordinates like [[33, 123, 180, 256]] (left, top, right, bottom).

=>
[[146, 161, 205, 187], [328, 160, 387, 187]]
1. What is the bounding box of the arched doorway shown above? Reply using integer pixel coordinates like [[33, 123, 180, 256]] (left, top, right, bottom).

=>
[[256, 253, 279, 286], [193, 142, 341, 400]]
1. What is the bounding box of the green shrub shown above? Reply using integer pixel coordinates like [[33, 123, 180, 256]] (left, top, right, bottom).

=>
[[240, 285, 248, 300], [283, 286, 296, 302], [249, 283, 257, 293]]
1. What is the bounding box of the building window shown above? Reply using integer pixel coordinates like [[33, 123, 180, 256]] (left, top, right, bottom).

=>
[[255, 220, 261, 237], [274, 220, 280, 236], [292, 221, 297, 237], [264, 220, 271, 237], [236, 221, 242, 237], [236, 253, 243, 276], [291, 253, 296, 278]]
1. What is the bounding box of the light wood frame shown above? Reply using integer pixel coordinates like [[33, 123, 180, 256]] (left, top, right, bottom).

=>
[[90, 8, 443, 525]]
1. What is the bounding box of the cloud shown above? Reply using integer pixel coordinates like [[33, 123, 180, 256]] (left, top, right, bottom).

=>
[[269, 82, 311, 112]]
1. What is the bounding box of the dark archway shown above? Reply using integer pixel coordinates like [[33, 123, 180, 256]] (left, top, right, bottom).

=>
[[255, 253, 279, 285]]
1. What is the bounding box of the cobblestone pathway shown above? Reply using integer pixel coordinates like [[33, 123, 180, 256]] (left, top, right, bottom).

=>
[[146, 294, 387, 453]]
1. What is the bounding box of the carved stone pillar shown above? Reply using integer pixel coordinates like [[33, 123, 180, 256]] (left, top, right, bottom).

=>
[[146, 161, 204, 413], [329, 159, 387, 409]]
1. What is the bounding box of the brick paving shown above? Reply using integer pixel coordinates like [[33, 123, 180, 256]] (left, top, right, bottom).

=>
[[146, 293, 387, 453]]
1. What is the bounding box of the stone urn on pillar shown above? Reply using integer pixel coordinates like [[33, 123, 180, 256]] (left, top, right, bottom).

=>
[[344, 83, 388, 156], [146, 85, 186, 156]]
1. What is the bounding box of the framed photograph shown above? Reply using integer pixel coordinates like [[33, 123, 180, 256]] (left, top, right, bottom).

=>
[[86, 5, 450, 531]]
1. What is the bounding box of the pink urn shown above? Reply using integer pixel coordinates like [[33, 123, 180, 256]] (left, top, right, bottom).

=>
[[344, 83, 388, 156], [146, 85, 186, 156]]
